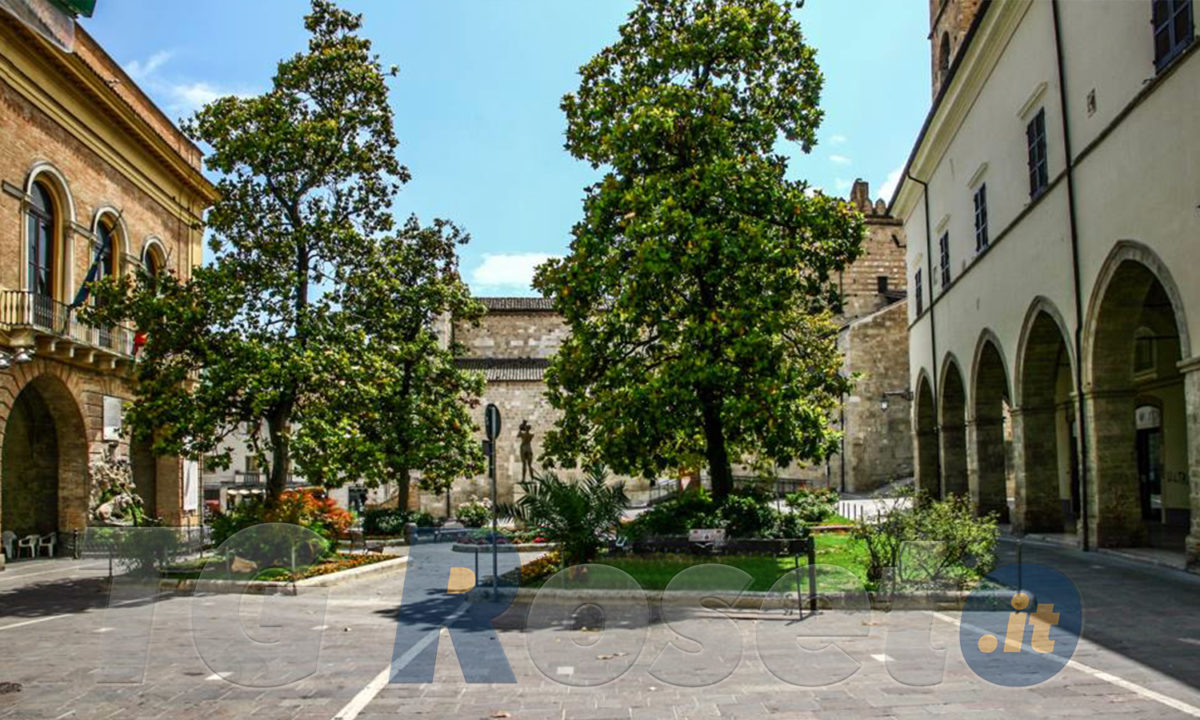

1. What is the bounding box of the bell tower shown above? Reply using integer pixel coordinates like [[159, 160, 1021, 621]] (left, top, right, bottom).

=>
[[930, 0, 983, 98]]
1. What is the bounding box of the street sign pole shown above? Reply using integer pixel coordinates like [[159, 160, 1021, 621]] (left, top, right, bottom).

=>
[[484, 404, 501, 595]]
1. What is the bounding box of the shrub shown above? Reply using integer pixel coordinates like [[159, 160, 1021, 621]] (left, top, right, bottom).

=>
[[716, 494, 779, 538], [495, 466, 627, 566], [410, 510, 439, 528], [772, 511, 809, 540], [362, 508, 409, 536], [208, 489, 352, 563], [456, 496, 492, 528], [853, 492, 997, 591], [622, 489, 718, 539], [784, 486, 839, 523]]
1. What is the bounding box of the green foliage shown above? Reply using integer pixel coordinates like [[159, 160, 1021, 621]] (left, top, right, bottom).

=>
[[534, 0, 866, 500], [209, 489, 351, 563], [455, 496, 492, 528], [853, 493, 998, 591], [624, 488, 808, 539], [361, 508, 409, 536], [784, 486, 839, 523], [81, 0, 482, 505], [495, 466, 628, 566]]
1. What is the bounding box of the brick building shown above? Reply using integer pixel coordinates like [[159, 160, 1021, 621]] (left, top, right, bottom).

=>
[[769, 180, 912, 493], [0, 11, 216, 566]]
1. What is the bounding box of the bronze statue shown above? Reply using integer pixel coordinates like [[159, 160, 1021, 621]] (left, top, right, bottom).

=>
[[518, 420, 535, 481]]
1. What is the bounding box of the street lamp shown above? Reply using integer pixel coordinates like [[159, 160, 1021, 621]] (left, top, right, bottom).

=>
[[880, 389, 913, 412]]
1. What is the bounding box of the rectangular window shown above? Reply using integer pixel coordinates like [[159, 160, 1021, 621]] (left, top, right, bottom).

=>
[[939, 232, 951, 287], [1154, 0, 1194, 71], [1027, 109, 1049, 198], [877, 276, 889, 294], [915, 269, 924, 316], [974, 184, 989, 251]]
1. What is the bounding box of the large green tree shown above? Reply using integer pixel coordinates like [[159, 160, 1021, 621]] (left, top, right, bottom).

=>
[[300, 217, 487, 510], [534, 0, 865, 500], [86, 1, 482, 505]]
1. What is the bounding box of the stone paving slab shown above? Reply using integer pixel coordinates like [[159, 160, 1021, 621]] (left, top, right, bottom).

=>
[[0, 541, 1198, 718]]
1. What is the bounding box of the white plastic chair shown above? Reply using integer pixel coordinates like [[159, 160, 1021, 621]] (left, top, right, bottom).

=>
[[17, 535, 38, 558], [1, 531, 14, 560], [38, 533, 56, 558]]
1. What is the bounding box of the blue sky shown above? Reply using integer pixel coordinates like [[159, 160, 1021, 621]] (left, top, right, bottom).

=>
[[84, 1, 930, 296]]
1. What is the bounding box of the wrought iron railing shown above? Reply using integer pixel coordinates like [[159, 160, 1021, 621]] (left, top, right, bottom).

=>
[[0, 289, 133, 356]]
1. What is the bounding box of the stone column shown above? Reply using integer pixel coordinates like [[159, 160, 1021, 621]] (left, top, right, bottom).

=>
[[1180, 359, 1200, 571], [915, 428, 940, 498], [1011, 406, 1064, 534], [1083, 389, 1144, 547], [939, 421, 969, 498], [970, 417, 1009, 522]]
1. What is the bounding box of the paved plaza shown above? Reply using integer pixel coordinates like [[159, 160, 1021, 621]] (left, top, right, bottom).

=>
[[0, 541, 1198, 719]]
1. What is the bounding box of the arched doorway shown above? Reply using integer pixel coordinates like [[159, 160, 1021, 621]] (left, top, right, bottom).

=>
[[0, 374, 89, 551], [914, 374, 939, 498], [1016, 306, 1078, 535], [972, 337, 1011, 521], [939, 359, 968, 499], [1087, 252, 1190, 552]]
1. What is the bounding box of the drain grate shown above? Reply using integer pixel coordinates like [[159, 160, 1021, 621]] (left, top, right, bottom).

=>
[[0, 682, 21, 695]]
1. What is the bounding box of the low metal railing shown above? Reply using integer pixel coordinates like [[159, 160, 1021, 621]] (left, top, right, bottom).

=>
[[0, 289, 133, 356]]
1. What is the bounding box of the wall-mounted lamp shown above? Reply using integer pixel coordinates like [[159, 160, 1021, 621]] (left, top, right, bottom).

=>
[[880, 389, 914, 412], [0, 347, 35, 370]]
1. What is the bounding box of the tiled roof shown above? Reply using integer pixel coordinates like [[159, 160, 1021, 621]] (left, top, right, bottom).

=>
[[457, 357, 550, 382], [478, 296, 556, 312]]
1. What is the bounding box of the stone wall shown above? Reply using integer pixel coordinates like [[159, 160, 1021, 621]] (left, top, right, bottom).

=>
[[453, 310, 567, 360], [839, 301, 914, 492]]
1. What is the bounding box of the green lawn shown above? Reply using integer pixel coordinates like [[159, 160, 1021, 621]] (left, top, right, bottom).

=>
[[539, 533, 871, 594]]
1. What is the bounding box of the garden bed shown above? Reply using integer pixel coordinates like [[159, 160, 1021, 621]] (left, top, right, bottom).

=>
[[452, 542, 556, 553], [160, 552, 405, 594]]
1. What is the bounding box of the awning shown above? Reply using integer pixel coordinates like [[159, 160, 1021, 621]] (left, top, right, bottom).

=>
[[50, 0, 93, 17]]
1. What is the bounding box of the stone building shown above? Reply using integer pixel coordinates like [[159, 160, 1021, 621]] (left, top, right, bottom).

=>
[[0, 10, 216, 566], [770, 180, 912, 493], [894, 0, 1200, 568], [424, 297, 573, 515]]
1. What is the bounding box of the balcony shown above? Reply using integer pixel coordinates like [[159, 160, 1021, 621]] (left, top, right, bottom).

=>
[[0, 289, 134, 366]]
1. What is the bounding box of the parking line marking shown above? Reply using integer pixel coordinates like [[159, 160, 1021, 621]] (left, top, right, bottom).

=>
[[0, 614, 70, 631], [930, 611, 1200, 717], [332, 603, 469, 720]]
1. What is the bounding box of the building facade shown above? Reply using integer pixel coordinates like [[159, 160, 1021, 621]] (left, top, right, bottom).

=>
[[0, 13, 215, 566], [769, 181, 912, 494], [895, 0, 1200, 567]]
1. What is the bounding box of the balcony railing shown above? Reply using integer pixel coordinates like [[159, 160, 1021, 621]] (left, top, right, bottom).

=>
[[0, 289, 133, 357]]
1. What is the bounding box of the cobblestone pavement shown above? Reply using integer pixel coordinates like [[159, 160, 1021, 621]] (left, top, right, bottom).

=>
[[0, 540, 1197, 719]]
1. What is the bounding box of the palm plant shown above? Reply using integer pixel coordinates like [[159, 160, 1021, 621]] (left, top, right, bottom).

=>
[[495, 465, 628, 566]]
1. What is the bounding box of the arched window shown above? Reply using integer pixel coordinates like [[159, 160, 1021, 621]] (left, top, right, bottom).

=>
[[938, 32, 952, 81], [26, 182, 55, 300], [96, 220, 118, 283]]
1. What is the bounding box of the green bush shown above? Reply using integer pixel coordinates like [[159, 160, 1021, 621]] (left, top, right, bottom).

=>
[[362, 508, 409, 536], [716, 495, 778, 538], [853, 492, 997, 591], [623, 488, 808, 540], [411, 511, 439, 528], [455, 497, 492, 528], [496, 466, 627, 566], [784, 486, 839, 523]]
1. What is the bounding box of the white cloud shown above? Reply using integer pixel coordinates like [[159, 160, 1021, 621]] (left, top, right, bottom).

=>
[[121, 50, 247, 119], [167, 82, 227, 116], [829, 134, 848, 145], [879, 166, 905, 204], [123, 50, 172, 81], [829, 154, 852, 166], [471, 253, 558, 293], [834, 178, 853, 192]]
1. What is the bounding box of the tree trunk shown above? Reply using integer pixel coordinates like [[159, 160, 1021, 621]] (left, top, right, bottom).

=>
[[699, 387, 733, 501], [266, 408, 292, 506], [394, 466, 411, 512]]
